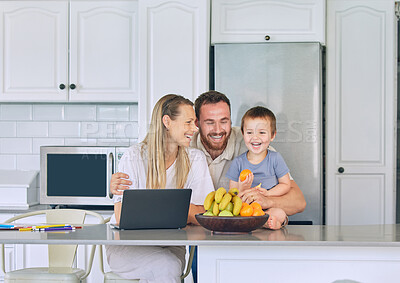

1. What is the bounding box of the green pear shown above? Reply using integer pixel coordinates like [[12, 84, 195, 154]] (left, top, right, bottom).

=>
[[218, 210, 233, 217], [203, 211, 214, 216], [225, 202, 234, 212]]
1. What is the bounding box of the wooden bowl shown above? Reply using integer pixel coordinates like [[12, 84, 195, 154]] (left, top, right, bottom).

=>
[[195, 213, 268, 234]]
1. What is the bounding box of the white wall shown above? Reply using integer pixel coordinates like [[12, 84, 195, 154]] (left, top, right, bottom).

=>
[[0, 103, 139, 171]]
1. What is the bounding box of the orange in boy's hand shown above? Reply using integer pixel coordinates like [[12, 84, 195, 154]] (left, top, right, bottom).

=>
[[239, 169, 252, 182], [240, 204, 253, 217]]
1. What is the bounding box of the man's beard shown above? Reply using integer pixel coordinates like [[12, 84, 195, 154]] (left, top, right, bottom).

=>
[[200, 130, 231, 152]]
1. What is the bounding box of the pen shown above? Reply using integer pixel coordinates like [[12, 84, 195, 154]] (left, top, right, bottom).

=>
[[39, 227, 75, 232], [33, 224, 72, 229]]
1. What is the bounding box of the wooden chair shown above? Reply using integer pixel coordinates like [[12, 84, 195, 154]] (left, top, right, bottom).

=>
[[0, 209, 104, 283]]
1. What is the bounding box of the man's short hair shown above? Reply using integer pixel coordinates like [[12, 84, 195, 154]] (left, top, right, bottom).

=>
[[194, 90, 231, 120]]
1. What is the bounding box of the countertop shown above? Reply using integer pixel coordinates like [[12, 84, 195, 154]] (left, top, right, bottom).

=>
[[0, 224, 399, 247]]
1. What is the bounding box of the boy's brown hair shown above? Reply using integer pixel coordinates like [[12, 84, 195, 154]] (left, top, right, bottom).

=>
[[240, 106, 276, 136]]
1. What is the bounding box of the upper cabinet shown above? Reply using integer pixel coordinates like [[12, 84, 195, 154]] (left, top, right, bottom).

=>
[[211, 0, 325, 44], [325, 0, 396, 225], [137, 0, 210, 140], [0, 1, 138, 102]]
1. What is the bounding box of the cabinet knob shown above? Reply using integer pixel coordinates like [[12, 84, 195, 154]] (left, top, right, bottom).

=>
[[59, 84, 66, 90], [338, 167, 344, 173], [264, 35, 271, 41], [70, 84, 76, 90]]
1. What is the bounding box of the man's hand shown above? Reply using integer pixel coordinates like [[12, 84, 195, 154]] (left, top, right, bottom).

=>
[[110, 172, 132, 195]]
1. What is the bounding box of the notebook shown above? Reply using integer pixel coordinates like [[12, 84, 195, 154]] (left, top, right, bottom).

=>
[[112, 188, 192, 230]]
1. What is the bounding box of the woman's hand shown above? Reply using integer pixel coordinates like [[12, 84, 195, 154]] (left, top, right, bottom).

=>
[[187, 204, 205, 225], [110, 172, 132, 195]]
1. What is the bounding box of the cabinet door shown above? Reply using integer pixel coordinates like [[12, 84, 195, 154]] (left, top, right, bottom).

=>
[[69, 1, 138, 102], [325, 0, 396, 225], [0, 1, 68, 102], [211, 0, 325, 44], [138, 0, 210, 140], [0, 213, 16, 281]]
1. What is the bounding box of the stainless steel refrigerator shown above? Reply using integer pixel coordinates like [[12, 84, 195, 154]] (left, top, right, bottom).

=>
[[214, 43, 323, 225]]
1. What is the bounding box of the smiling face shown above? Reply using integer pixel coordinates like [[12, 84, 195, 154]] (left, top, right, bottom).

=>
[[196, 101, 232, 155], [243, 117, 276, 157], [165, 104, 198, 148]]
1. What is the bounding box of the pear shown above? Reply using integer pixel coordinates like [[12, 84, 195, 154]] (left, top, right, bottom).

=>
[[218, 210, 233, 217], [225, 202, 234, 213]]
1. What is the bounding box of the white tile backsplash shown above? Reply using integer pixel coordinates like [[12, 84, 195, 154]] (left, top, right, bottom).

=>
[[17, 122, 48, 137], [0, 103, 138, 162], [0, 155, 16, 170], [33, 105, 64, 120], [0, 122, 16, 137], [97, 105, 129, 121], [81, 122, 116, 138], [32, 138, 65, 154], [115, 122, 139, 139], [0, 138, 32, 154], [16, 154, 40, 171], [65, 105, 96, 121], [49, 122, 81, 137], [64, 138, 97, 146], [0, 105, 32, 120]]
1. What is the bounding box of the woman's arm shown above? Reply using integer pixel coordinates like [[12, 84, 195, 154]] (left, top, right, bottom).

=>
[[114, 202, 122, 225], [187, 204, 205, 225]]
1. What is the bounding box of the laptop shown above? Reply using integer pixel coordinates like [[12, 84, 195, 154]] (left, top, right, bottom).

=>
[[112, 189, 192, 230]]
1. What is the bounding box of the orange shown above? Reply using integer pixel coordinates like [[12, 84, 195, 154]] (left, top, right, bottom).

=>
[[240, 205, 253, 217], [239, 169, 252, 182], [250, 202, 262, 211], [252, 209, 265, 216]]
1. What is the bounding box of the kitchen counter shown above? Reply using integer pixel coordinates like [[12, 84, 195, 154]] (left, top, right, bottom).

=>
[[1, 224, 399, 282], [0, 223, 398, 246]]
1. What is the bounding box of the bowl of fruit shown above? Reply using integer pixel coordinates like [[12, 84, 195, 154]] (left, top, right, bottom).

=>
[[195, 187, 268, 234]]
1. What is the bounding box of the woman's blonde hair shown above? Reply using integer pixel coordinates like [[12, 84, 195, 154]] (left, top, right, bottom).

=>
[[142, 94, 193, 189]]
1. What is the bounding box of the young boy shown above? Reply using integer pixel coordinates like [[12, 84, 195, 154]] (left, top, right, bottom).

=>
[[226, 106, 291, 229]]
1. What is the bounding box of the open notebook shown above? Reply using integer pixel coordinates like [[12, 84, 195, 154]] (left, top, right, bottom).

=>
[[112, 189, 192, 230]]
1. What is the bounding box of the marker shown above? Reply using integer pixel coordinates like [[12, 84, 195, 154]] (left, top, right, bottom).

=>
[[0, 224, 15, 228]]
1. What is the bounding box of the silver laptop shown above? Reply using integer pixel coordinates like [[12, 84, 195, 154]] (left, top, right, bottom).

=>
[[112, 189, 192, 230]]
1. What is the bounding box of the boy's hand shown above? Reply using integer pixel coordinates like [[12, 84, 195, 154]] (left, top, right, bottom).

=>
[[238, 173, 254, 196]]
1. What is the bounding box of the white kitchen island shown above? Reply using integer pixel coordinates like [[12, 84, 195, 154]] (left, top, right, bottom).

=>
[[0, 224, 399, 283]]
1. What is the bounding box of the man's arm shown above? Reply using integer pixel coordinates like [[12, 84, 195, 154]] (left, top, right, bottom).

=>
[[264, 180, 306, 216]]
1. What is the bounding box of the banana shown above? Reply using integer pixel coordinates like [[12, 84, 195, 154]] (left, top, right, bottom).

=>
[[232, 195, 243, 216], [215, 187, 227, 203], [228, 187, 239, 196], [203, 191, 216, 210], [219, 193, 232, 211], [213, 202, 220, 216]]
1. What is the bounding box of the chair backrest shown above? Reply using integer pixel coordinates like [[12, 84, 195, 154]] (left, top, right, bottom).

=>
[[46, 209, 86, 268], [4, 209, 104, 269]]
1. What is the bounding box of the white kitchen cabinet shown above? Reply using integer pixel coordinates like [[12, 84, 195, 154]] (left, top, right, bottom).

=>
[[0, 1, 138, 102], [325, 0, 396, 225], [0, 213, 15, 282], [137, 0, 210, 140], [211, 0, 325, 44]]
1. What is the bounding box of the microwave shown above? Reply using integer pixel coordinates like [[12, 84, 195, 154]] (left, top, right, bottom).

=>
[[40, 146, 128, 206]]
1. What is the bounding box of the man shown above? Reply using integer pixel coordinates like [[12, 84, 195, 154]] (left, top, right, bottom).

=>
[[190, 90, 306, 215], [111, 90, 306, 215]]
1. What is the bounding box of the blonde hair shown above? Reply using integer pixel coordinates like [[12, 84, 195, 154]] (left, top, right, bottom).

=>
[[142, 94, 193, 189]]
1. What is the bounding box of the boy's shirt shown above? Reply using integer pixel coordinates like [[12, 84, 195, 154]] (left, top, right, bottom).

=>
[[226, 150, 289, 190]]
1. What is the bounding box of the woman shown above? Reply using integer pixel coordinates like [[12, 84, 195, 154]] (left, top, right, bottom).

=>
[[107, 94, 214, 282]]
